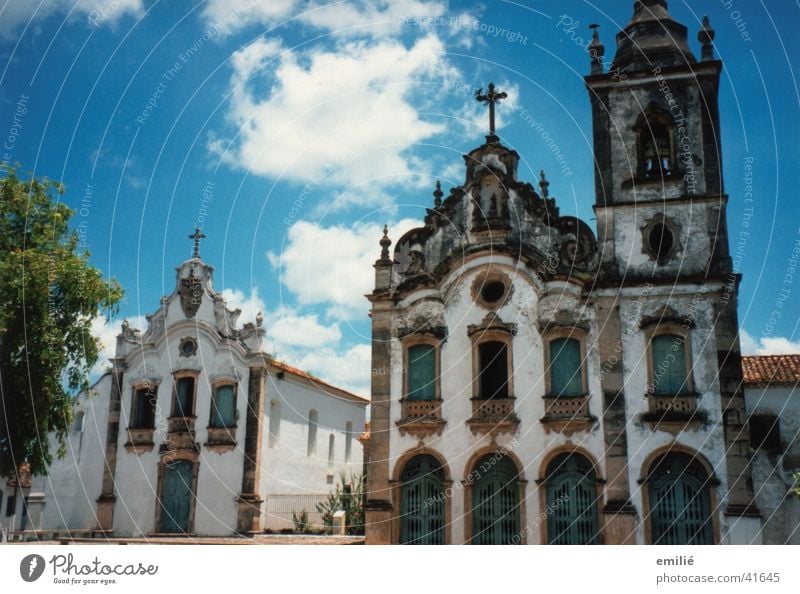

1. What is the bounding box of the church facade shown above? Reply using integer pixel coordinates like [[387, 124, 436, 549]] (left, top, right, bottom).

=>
[[23, 236, 367, 538], [364, 1, 767, 545]]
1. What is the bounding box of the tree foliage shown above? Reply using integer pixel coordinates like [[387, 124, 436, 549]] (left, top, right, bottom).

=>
[[0, 167, 123, 478], [316, 472, 365, 535]]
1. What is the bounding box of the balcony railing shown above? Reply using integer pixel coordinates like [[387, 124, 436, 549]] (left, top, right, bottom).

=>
[[470, 397, 516, 419], [648, 393, 696, 415], [542, 395, 590, 418], [167, 415, 196, 434], [400, 399, 442, 422]]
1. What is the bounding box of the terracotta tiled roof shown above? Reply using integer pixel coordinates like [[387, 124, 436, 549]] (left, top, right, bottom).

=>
[[742, 355, 800, 387], [270, 359, 369, 404]]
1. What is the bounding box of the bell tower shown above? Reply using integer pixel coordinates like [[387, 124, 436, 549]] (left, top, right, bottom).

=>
[[586, 0, 762, 542]]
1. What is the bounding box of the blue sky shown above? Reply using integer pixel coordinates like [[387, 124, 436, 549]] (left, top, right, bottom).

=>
[[1, 0, 798, 395]]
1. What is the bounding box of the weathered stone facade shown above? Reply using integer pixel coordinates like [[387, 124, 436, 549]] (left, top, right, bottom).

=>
[[365, 0, 766, 545]]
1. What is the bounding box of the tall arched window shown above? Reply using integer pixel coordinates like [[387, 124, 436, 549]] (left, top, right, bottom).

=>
[[407, 344, 436, 400], [72, 411, 85, 433], [307, 410, 318, 457], [650, 333, 689, 394], [344, 421, 353, 463], [470, 455, 520, 544], [648, 453, 713, 545], [548, 337, 583, 396], [268, 400, 281, 448], [400, 455, 445, 545], [545, 453, 600, 544], [327, 434, 335, 472], [477, 341, 509, 399]]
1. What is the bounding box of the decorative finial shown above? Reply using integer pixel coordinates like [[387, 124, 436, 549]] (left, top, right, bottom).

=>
[[698, 16, 715, 61], [256, 311, 264, 327], [588, 24, 605, 74], [475, 82, 508, 142], [189, 227, 206, 259], [539, 170, 550, 198], [433, 180, 443, 208], [379, 224, 392, 261]]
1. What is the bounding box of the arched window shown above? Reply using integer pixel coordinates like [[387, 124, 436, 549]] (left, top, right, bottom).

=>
[[636, 110, 674, 178], [407, 344, 436, 400], [210, 384, 236, 428], [327, 434, 335, 472], [548, 337, 583, 396], [650, 334, 689, 395], [477, 341, 509, 400], [648, 453, 713, 545], [72, 411, 85, 433], [400, 455, 446, 545], [307, 410, 318, 457], [268, 400, 281, 448], [470, 455, 520, 544], [344, 421, 353, 463], [545, 453, 600, 544]]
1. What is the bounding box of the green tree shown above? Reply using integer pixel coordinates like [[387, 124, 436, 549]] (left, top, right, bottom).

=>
[[316, 473, 365, 535], [0, 166, 122, 491]]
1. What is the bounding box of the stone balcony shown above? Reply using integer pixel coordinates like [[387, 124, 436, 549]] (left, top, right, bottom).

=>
[[396, 399, 445, 438], [205, 425, 237, 453], [124, 427, 155, 454], [467, 397, 519, 436], [642, 392, 707, 432], [540, 395, 596, 435]]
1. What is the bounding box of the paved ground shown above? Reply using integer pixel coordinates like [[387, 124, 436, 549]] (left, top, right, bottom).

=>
[[5, 534, 364, 545]]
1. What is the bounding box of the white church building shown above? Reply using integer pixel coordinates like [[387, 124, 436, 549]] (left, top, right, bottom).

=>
[[3, 233, 366, 538]]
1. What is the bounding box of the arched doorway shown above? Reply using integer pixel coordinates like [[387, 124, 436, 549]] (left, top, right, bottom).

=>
[[470, 455, 520, 544], [648, 453, 713, 545], [400, 455, 445, 544], [545, 453, 599, 544], [158, 459, 195, 534]]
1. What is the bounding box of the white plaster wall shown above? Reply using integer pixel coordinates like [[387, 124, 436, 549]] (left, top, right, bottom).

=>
[[616, 288, 731, 544], [745, 385, 800, 544], [40, 373, 112, 532], [388, 256, 607, 544], [613, 202, 714, 278], [259, 372, 365, 497], [112, 327, 248, 537]]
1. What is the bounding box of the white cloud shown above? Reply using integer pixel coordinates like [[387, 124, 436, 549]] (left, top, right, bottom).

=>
[[212, 34, 458, 193], [202, 0, 446, 39], [221, 286, 365, 396], [220, 287, 267, 326], [201, 0, 298, 36], [90, 314, 146, 376], [740, 329, 800, 355], [222, 286, 341, 347], [0, 0, 143, 41], [299, 0, 446, 38], [267, 218, 420, 319], [293, 343, 372, 397]]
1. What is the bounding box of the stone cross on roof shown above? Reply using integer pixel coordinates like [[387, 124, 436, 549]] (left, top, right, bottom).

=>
[[475, 82, 507, 139], [189, 227, 206, 259]]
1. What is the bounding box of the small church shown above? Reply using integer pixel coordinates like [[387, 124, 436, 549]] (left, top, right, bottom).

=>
[[14, 231, 367, 538], [363, 0, 786, 545]]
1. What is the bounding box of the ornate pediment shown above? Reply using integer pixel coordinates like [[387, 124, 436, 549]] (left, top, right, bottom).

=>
[[467, 311, 517, 338]]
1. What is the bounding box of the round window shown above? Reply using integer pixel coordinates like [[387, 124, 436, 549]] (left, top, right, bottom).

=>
[[648, 224, 674, 261], [179, 337, 197, 356], [480, 280, 506, 304]]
